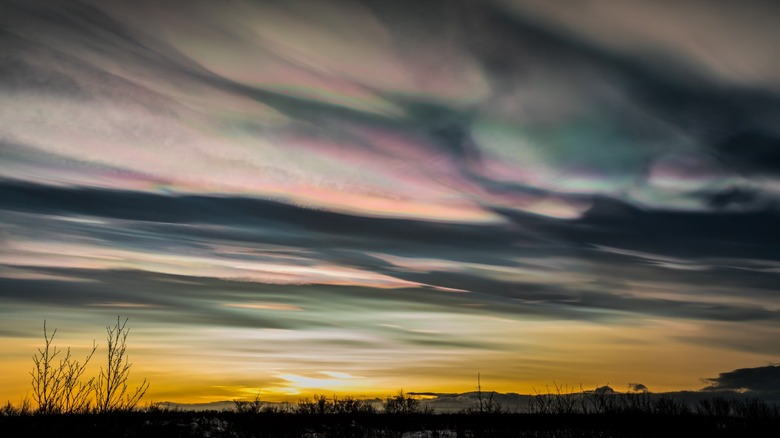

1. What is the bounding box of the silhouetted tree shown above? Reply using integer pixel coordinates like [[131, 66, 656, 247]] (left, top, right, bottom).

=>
[[94, 317, 149, 412]]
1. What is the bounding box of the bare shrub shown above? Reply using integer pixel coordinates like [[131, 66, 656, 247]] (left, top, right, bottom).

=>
[[93, 317, 150, 413], [383, 390, 431, 414], [463, 373, 503, 414], [527, 382, 582, 414], [620, 384, 652, 414], [295, 395, 375, 415], [297, 394, 333, 414], [732, 398, 779, 420], [696, 396, 732, 417], [234, 392, 264, 414], [652, 395, 690, 415], [1, 401, 17, 416], [332, 395, 376, 414], [30, 321, 97, 414], [145, 401, 175, 414], [60, 341, 98, 413], [0, 399, 31, 416], [586, 385, 617, 414]]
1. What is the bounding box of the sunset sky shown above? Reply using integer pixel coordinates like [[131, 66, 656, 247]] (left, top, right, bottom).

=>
[[1, 0, 779, 405]]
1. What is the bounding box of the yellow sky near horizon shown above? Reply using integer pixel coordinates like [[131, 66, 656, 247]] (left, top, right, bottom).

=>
[[2, 316, 773, 405]]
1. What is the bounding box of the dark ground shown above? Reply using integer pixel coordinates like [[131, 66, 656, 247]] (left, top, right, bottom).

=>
[[1, 412, 778, 438]]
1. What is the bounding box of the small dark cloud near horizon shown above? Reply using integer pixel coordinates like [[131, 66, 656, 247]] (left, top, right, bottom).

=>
[[703, 365, 780, 393]]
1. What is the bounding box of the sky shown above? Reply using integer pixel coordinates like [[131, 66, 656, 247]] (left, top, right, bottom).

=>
[[1, 0, 779, 404]]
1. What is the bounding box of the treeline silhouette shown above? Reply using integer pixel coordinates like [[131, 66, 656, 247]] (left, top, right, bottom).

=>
[[4, 385, 779, 437]]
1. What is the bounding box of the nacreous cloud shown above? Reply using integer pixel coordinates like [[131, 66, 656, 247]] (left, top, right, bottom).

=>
[[1, 0, 779, 401], [3, 0, 778, 222]]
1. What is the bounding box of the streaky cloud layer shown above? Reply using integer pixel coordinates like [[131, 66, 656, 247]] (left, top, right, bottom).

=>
[[1, 0, 779, 402]]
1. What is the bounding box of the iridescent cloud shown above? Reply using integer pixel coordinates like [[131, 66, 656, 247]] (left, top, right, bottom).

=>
[[1, 0, 779, 404]]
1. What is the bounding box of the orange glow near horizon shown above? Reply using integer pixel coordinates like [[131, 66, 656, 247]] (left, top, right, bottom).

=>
[[2, 316, 774, 406]]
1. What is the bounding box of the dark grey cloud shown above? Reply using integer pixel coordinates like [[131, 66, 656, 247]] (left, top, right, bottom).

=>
[[0, 179, 532, 248], [2, 180, 779, 330], [562, 197, 780, 260], [0, 273, 294, 331], [3, 260, 777, 328], [703, 365, 780, 393], [716, 130, 780, 177], [5, 181, 780, 266]]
